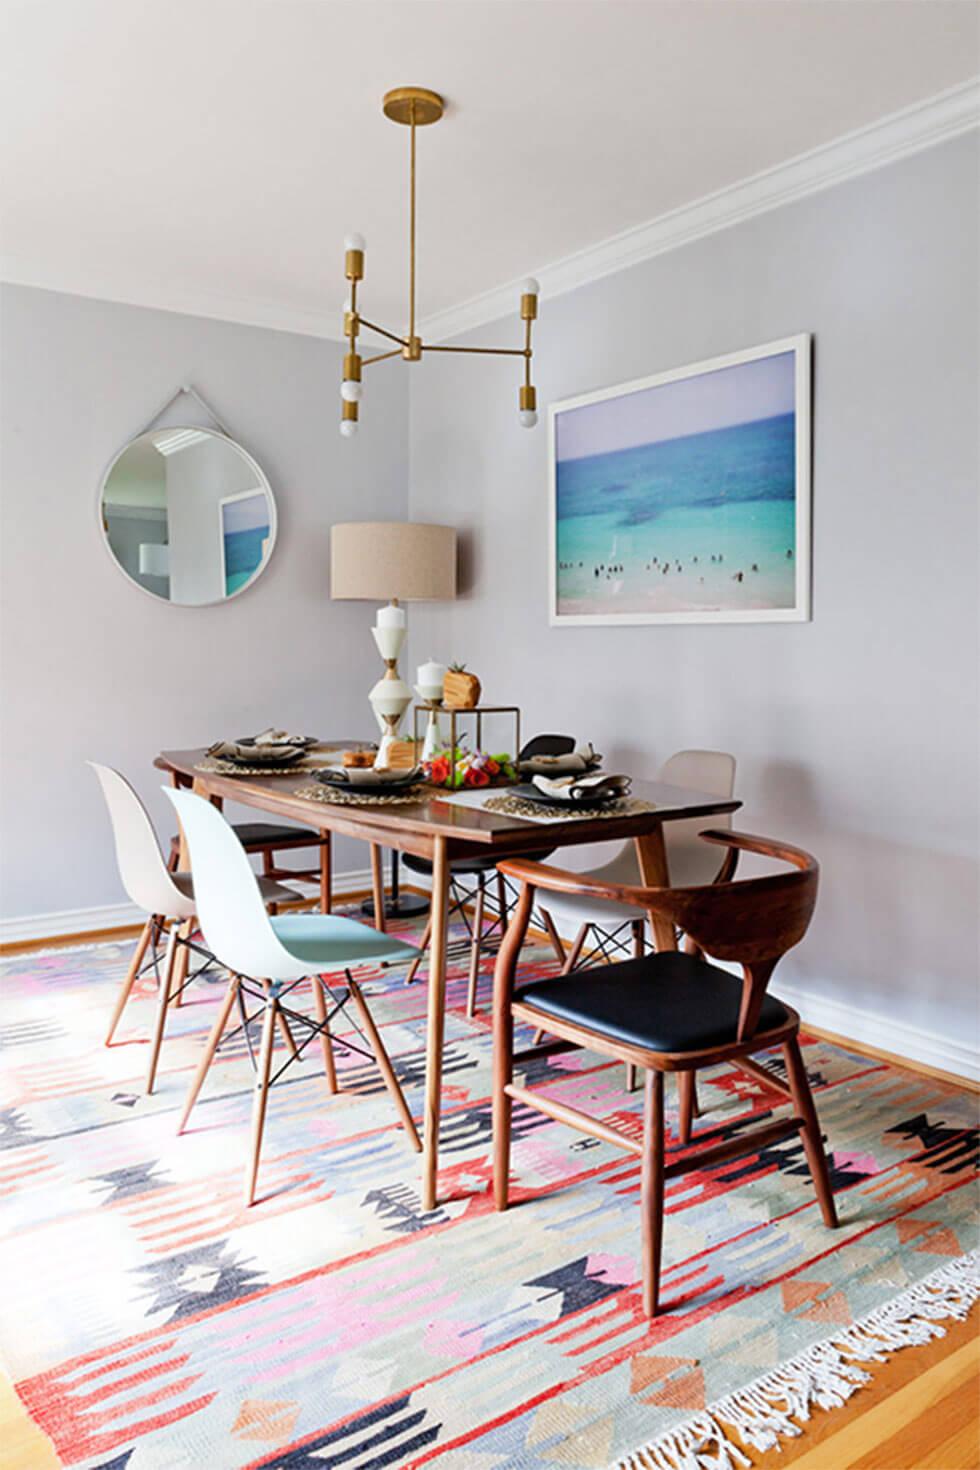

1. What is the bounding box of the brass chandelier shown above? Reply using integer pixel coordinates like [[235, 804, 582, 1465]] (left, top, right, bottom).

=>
[[340, 86, 540, 436]]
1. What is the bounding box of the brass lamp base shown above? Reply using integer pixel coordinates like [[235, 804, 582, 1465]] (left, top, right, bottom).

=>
[[382, 87, 444, 126]]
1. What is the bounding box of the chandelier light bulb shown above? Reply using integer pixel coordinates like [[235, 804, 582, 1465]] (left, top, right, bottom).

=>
[[519, 409, 539, 429], [521, 277, 540, 296], [339, 419, 358, 438], [340, 380, 362, 403], [344, 233, 366, 252]]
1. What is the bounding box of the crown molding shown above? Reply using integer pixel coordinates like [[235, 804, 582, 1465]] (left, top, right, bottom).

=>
[[2, 79, 976, 343], [0, 261, 346, 343], [419, 76, 980, 343]]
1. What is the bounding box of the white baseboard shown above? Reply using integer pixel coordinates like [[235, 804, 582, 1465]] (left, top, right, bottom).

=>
[[535, 906, 978, 1084], [772, 979, 980, 1085], [0, 869, 374, 948], [4, 878, 976, 1085]]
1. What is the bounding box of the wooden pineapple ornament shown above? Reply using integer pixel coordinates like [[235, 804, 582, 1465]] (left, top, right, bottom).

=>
[[443, 662, 481, 709]]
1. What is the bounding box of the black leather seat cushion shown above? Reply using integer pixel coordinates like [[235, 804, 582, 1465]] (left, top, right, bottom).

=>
[[403, 850, 554, 878], [516, 951, 789, 1054], [231, 823, 322, 848]]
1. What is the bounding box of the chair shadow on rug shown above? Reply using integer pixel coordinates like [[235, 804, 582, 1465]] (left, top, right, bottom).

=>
[[491, 829, 838, 1316]]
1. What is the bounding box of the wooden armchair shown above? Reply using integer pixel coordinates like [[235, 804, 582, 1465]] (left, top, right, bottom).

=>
[[491, 830, 837, 1317]]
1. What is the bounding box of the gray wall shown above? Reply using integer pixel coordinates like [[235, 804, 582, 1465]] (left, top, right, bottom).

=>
[[0, 285, 408, 918], [2, 137, 977, 1064], [408, 134, 980, 1052]]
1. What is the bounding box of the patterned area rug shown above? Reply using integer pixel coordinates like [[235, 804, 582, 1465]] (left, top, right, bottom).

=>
[[0, 912, 977, 1470]]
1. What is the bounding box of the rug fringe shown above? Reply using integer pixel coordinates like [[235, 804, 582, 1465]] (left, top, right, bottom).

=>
[[615, 1250, 980, 1470]]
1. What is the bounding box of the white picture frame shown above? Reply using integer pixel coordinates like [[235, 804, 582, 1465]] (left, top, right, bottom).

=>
[[548, 334, 811, 626]]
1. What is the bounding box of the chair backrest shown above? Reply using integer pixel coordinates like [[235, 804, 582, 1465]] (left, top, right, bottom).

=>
[[589, 749, 736, 888], [665, 832, 818, 1039], [520, 733, 576, 760], [162, 786, 298, 980], [498, 830, 818, 1044], [88, 762, 194, 919], [659, 749, 736, 883], [665, 835, 817, 965]]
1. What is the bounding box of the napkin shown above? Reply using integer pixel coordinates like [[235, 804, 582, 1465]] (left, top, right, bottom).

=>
[[238, 728, 312, 748], [531, 771, 631, 801], [520, 742, 603, 775], [206, 737, 306, 763], [319, 765, 420, 787]]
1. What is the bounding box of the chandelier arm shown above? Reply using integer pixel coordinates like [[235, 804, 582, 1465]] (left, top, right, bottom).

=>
[[362, 349, 404, 366], [423, 345, 530, 358], [358, 317, 409, 348]]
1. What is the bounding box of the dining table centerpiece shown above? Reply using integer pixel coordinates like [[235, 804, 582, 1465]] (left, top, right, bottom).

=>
[[423, 745, 517, 790]]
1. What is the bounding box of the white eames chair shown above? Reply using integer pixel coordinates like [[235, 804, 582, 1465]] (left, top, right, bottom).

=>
[[163, 787, 422, 1205], [538, 751, 738, 969], [89, 762, 297, 1093]]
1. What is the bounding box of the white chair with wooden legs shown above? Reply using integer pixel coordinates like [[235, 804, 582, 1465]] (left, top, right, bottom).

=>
[[89, 763, 297, 1094], [163, 787, 422, 1206], [535, 750, 737, 1096], [537, 750, 738, 966]]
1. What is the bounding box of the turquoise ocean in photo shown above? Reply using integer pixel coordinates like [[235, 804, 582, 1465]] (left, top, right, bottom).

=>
[[555, 411, 797, 615]]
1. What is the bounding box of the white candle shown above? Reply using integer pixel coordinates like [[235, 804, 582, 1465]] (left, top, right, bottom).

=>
[[417, 658, 446, 689], [376, 601, 407, 629]]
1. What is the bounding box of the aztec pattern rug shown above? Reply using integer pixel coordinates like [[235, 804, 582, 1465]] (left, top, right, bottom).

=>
[[0, 910, 977, 1470]]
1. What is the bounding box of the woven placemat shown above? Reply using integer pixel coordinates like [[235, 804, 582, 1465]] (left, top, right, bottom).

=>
[[483, 794, 655, 822], [293, 783, 427, 807], [194, 744, 363, 777], [194, 757, 313, 776]]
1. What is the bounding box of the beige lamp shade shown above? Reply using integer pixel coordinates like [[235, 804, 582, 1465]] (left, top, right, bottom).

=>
[[330, 521, 457, 602]]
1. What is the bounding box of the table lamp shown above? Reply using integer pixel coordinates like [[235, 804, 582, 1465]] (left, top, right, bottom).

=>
[[330, 521, 457, 767]]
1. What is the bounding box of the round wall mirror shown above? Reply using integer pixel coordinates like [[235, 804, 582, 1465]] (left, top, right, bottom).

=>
[[99, 427, 277, 605]]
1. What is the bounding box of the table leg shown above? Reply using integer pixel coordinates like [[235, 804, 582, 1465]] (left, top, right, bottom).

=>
[[170, 778, 220, 1007], [369, 844, 386, 932], [319, 832, 332, 914], [422, 835, 449, 1212], [169, 920, 192, 1008], [634, 827, 675, 953], [635, 826, 701, 1121]]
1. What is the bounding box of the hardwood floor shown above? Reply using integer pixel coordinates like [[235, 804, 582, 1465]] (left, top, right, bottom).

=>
[[0, 1367, 59, 1468], [750, 1308, 980, 1470]]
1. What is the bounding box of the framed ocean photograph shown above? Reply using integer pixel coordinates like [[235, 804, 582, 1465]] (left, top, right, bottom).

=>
[[218, 489, 272, 597], [548, 334, 811, 625]]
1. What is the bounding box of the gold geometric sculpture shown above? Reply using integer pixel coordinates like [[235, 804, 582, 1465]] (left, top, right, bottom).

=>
[[340, 87, 540, 436]]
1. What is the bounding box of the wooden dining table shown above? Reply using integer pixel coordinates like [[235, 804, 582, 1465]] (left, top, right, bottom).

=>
[[155, 747, 741, 1210]]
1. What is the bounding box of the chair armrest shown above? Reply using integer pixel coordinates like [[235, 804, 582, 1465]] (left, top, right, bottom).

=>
[[496, 857, 676, 920], [697, 829, 818, 875]]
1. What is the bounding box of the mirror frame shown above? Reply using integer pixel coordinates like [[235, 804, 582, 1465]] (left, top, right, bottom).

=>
[[97, 426, 279, 607]]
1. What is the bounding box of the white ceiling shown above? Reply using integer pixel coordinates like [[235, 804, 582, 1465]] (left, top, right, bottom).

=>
[[1, 0, 977, 339]]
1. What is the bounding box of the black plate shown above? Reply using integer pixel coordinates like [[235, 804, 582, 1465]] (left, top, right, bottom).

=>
[[220, 748, 307, 767], [312, 769, 420, 795], [235, 734, 318, 749], [510, 781, 620, 808]]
